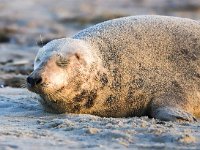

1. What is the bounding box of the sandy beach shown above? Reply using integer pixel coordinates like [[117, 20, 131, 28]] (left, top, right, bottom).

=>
[[1, 87, 200, 149]]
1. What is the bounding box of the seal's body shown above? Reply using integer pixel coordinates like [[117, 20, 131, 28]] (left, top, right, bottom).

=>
[[27, 15, 200, 121]]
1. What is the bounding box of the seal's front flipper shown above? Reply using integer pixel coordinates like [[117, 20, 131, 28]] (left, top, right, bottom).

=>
[[151, 107, 197, 122]]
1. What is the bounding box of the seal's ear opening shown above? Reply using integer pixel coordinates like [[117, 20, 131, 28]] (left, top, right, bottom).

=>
[[73, 52, 87, 66], [75, 53, 80, 60]]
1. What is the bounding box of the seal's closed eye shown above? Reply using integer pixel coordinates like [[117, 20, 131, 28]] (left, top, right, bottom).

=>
[[56, 55, 69, 67], [56, 60, 69, 67]]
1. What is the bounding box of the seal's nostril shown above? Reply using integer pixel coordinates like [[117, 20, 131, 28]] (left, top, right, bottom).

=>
[[35, 77, 42, 85], [27, 76, 42, 87], [27, 76, 35, 87]]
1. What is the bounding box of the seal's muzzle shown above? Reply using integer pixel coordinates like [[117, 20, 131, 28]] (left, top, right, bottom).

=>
[[27, 72, 42, 87]]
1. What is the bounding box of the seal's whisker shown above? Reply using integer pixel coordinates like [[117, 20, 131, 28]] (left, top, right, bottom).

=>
[[20, 83, 27, 88], [40, 34, 44, 47]]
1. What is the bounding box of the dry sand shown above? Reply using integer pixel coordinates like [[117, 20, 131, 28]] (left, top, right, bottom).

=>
[[0, 87, 200, 149]]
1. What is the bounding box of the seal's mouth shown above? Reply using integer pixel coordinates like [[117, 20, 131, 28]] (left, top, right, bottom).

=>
[[27, 83, 42, 94]]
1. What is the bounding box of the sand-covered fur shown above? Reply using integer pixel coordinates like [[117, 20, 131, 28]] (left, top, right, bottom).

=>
[[27, 15, 200, 121]]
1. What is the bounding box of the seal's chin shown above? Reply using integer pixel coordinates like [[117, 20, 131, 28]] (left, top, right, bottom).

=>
[[28, 84, 63, 99], [27, 85, 41, 94], [27, 83, 47, 94]]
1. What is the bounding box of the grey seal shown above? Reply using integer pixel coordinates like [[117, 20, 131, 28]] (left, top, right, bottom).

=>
[[27, 15, 200, 121]]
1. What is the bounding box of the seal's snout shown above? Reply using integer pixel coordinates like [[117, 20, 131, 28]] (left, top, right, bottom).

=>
[[27, 74, 42, 87]]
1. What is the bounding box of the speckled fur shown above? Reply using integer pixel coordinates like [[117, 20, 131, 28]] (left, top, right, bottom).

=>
[[32, 15, 200, 121]]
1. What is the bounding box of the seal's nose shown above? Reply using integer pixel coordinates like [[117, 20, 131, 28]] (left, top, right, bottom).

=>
[[27, 76, 42, 87]]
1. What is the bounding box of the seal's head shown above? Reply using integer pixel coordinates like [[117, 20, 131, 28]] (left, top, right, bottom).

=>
[[27, 38, 97, 113]]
